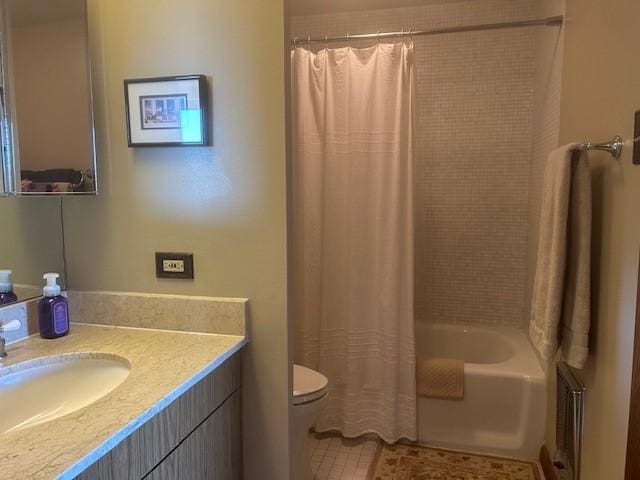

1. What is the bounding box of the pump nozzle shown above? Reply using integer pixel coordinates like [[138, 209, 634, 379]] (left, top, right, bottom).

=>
[[0, 270, 13, 294], [43, 272, 61, 297]]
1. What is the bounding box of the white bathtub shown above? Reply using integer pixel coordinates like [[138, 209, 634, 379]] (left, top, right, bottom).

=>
[[415, 322, 546, 459]]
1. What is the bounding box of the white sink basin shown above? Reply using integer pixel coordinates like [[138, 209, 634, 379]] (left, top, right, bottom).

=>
[[0, 353, 131, 434]]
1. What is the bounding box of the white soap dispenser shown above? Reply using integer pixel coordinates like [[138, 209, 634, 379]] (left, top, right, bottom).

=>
[[0, 270, 18, 306]]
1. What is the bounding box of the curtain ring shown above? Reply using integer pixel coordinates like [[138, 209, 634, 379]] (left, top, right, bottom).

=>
[[307, 34, 311, 44], [347, 32, 350, 46], [377, 31, 381, 44], [325, 34, 328, 49], [293, 37, 298, 46]]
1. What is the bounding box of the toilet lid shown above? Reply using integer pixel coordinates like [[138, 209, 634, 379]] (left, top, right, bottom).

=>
[[293, 365, 328, 405]]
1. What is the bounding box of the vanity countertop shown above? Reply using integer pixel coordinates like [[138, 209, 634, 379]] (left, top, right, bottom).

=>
[[0, 323, 247, 480]]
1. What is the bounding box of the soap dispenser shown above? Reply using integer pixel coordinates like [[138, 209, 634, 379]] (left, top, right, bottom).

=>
[[37, 273, 69, 339], [0, 270, 18, 306]]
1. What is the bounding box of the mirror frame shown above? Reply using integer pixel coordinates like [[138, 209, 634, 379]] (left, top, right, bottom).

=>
[[0, 0, 16, 196], [0, 0, 98, 196]]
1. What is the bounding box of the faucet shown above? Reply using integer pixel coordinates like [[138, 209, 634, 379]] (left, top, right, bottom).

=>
[[0, 320, 22, 358]]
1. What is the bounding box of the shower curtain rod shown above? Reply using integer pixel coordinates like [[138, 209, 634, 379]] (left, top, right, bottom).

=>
[[291, 15, 563, 45]]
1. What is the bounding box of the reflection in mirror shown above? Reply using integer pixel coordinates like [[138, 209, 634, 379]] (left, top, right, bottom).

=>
[[0, 196, 65, 306], [1, 0, 96, 195]]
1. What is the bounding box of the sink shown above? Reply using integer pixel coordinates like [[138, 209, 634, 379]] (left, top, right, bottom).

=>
[[0, 353, 131, 434]]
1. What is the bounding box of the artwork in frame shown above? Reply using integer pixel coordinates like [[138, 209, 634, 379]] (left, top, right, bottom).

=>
[[124, 75, 209, 147]]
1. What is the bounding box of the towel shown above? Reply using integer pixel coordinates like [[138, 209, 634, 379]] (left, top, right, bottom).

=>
[[416, 357, 464, 400], [529, 144, 591, 369]]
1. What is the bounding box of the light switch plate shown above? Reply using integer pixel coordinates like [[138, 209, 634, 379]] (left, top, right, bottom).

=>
[[155, 252, 194, 279]]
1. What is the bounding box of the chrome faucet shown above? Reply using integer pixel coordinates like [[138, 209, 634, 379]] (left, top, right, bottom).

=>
[[0, 320, 22, 358]]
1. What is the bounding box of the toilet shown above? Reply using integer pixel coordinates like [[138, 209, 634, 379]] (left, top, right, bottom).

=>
[[293, 364, 329, 480]]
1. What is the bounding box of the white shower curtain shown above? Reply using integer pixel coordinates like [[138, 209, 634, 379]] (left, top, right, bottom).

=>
[[291, 43, 417, 443]]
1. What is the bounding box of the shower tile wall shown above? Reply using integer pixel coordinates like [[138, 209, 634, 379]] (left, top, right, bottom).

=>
[[292, 0, 541, 328]]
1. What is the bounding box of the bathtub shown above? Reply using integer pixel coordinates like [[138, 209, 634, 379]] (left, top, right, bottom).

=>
[[415, 323, 546, 459]]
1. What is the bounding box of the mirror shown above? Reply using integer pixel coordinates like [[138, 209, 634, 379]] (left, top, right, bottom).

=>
[[0, 0, 83, 308], [0, 0, 97, 195], [0, 196, 65, 306]]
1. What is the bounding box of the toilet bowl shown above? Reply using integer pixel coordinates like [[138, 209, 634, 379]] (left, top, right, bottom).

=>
[[292, 364, 329, 480]]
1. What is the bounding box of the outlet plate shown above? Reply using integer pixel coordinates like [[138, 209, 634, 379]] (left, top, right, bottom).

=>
[[155, 252, 194, 279], [163, 259, 185, 273]]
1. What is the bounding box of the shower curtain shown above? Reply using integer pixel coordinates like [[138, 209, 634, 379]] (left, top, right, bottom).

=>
[[291, 43, 417, 443]]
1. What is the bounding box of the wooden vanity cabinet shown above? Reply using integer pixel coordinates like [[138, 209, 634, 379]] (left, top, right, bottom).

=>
[[144, 391, 241, 479], [76, 353, 242, 480]]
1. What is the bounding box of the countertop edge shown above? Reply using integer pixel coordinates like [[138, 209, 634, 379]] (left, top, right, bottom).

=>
[[55, 336, 248, 480]]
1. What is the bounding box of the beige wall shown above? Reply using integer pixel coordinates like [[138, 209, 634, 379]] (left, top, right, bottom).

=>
[[544, 1, 640, 478], [11, 19, 92, 172], [62, 1, 290, 478]]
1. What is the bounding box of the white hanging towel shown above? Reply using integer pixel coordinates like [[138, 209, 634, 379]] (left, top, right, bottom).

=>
[[529, 144, 592, 369]]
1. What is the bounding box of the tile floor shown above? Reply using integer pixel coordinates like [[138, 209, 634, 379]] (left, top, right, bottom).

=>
[[309, 433, 379, 480], [309, 432, 546, 480]]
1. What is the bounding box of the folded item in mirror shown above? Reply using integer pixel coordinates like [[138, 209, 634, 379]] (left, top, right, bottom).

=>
[[21, 181, 72, 193], [21, 169, 83, 184]]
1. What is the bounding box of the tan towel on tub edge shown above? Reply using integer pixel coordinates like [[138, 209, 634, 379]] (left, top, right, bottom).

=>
[[529, 144, 591, 370], [416, 357, 464, 400]]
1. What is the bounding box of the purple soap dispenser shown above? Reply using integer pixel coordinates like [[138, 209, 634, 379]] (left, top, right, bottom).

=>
[[37, 273, 69, 339]]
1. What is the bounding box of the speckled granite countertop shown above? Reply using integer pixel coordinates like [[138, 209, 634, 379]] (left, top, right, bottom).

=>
[[0, 323, 246, 480]]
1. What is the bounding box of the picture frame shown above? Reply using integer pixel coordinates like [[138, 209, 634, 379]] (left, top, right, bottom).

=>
[[124, 75, 209, 147]]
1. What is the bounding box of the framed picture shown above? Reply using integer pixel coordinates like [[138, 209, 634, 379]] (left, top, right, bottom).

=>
[[124, 75, 209, 147]]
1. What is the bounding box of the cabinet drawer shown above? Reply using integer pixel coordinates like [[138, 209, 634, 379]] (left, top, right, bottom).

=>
[[76, 352, 241, 480], [144, 391, 241, 480]]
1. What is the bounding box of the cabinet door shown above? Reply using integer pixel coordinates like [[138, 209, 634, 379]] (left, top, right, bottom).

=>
[[145, 391, 242, 480]]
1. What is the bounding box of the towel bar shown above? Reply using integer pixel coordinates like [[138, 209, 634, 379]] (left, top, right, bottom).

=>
[[579, 135, 624, 160]]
